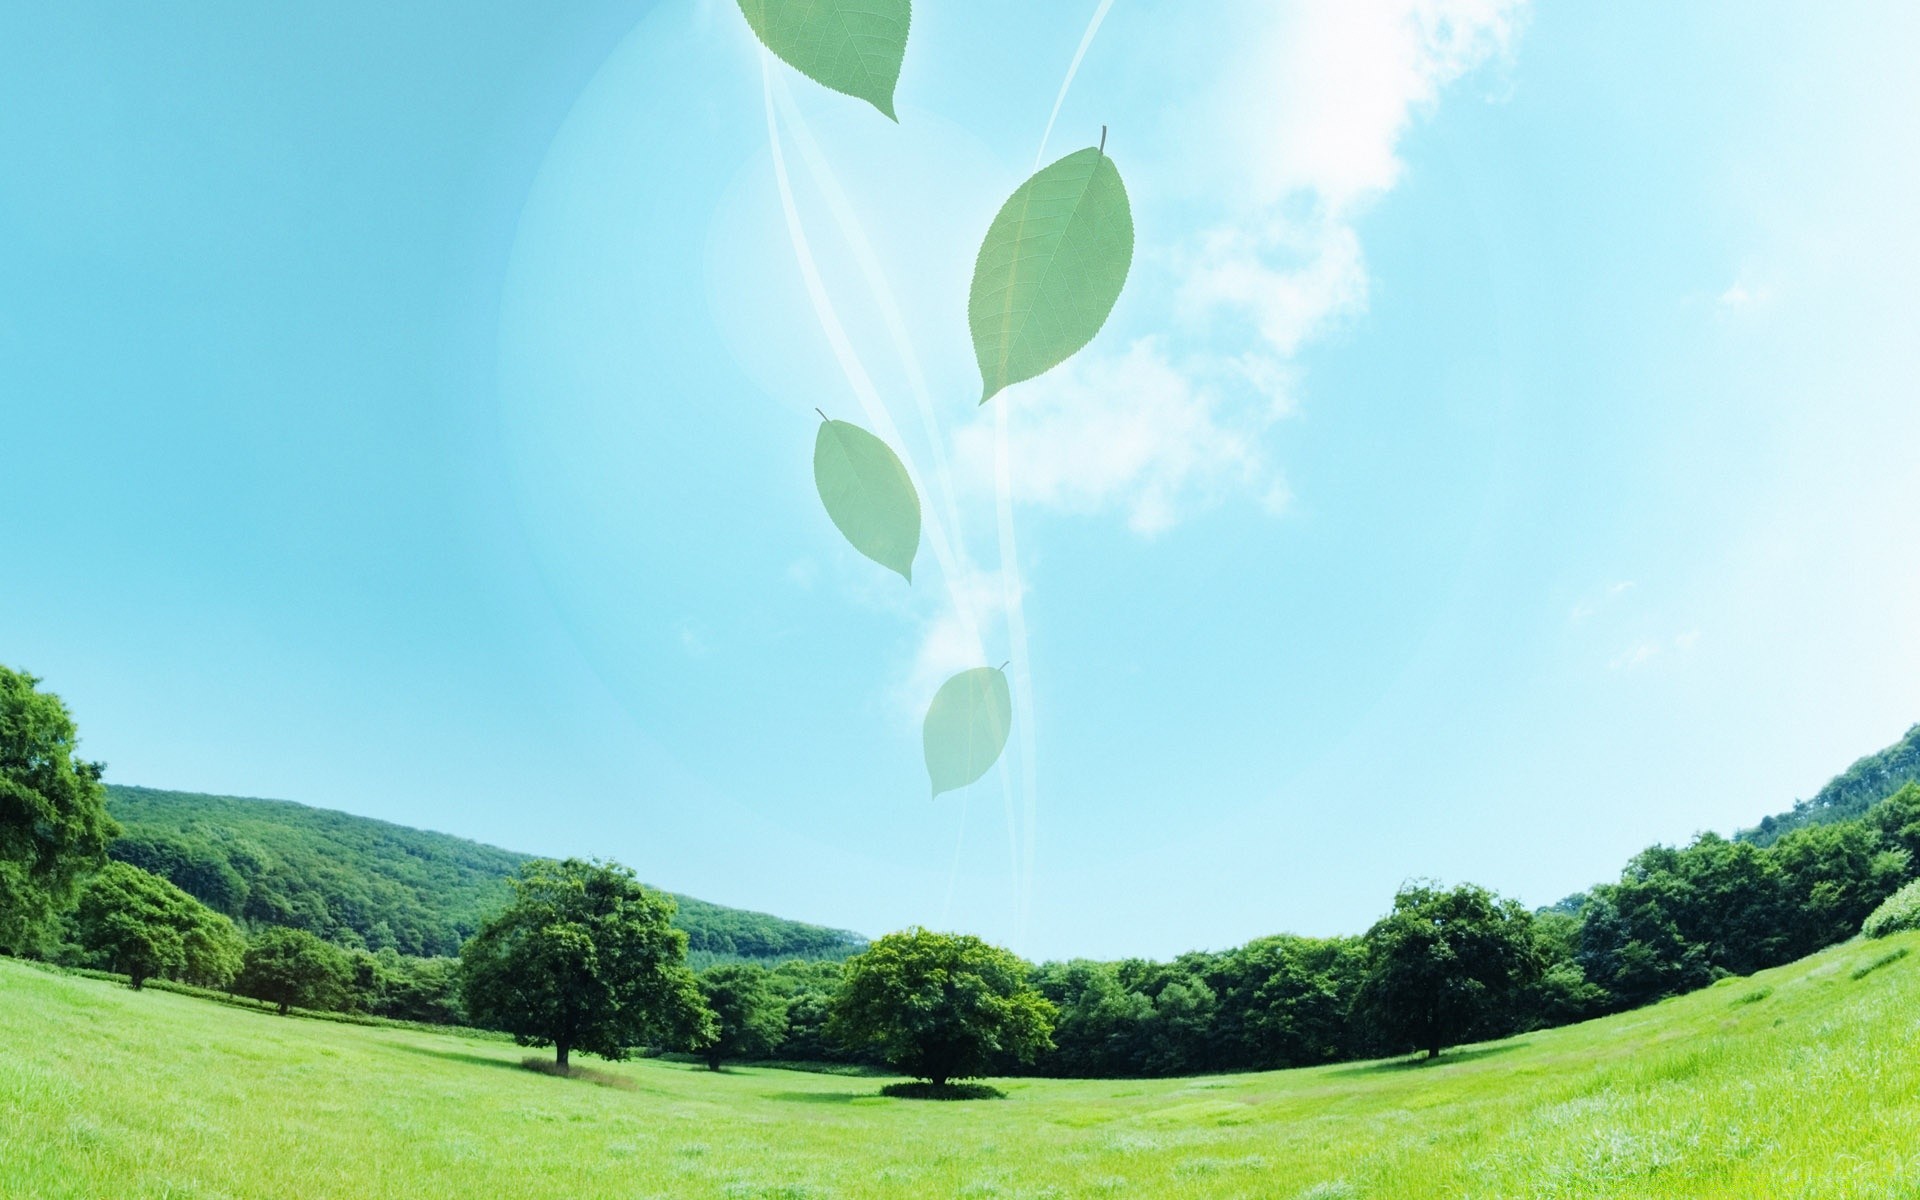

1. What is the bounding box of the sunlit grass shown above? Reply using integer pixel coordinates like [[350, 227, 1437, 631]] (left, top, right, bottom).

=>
[[5, 933, 1920, 1198]]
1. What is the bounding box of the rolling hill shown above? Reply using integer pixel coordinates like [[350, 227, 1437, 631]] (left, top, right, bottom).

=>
[[103, 785, 864, 965], [4, 930, 1914, 1197], [1740, 723, 1920, 845]]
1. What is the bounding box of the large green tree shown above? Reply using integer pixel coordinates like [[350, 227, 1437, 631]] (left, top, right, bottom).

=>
[[459, 858, 711, 1069], [1355, 882, 1541, 1060], [235, 925, 354, 1015], [693, 962, 789, 1070], [829, 928, 1055, 1087], [73, 861, 245, 989], [0, 666, 118, 952]]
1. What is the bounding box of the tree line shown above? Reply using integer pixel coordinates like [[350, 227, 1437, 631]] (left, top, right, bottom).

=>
[[9, 663, 1920, 1087]]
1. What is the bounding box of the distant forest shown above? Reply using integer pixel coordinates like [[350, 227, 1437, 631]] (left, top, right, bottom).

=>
[[1740, 723, 1920, 845], [105, 786, 865, 966], [88, 721, 1920, 1077]]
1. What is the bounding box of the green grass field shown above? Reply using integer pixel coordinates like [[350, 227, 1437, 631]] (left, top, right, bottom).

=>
[[5, 935, 1920, 1199]]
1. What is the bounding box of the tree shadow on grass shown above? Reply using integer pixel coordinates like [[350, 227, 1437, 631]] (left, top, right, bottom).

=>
[[384, 1042, 522, 1072], [1325, 1042, 1529, 1077], [762, 1091, 875, 1104], [517, 1057, 638, 1090], [382, 1042, 637, 1090], [880, 1081, 1006, 1101]]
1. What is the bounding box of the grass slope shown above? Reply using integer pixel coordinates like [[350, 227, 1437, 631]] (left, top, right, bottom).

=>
[[106, 784, 865, 964], [6, 935, 1920, 1198]]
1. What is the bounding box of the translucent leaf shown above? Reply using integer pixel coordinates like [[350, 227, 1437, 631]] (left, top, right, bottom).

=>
[[969, 144, 1133, 403], [737, 0, 911, 121], [923, 667, 1012, 797], [813, 417, 920, 582]]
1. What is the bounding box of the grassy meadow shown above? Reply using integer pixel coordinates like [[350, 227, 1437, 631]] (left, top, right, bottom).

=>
[[5, 935, 1920, 1199]]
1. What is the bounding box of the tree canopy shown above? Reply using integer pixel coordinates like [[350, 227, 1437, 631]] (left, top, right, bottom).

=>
[[459, 858, 712, 1068], [693, 963, 789, 1070], [1355, 882, 1541, 1060], [829, 928, 1055, 1087], [236, 926, 355, 1015], [73, 860, 245, 989], [0, 666, 118, 951]]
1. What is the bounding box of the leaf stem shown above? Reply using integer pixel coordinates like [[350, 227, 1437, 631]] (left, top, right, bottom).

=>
[[815, 408, 829, 422], [1098, 125, 1107, 155]]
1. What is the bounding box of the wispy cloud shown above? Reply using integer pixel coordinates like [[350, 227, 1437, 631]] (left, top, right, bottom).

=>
[[1571, 579, 1636, 622], [1607, 630, 1701, 672], [952, 337, 1281, 536], [893, 566, 1025, 724], [1718, 279, 1775, 309], [963, 0, 1528, 535], [1608, 640, 1661, 671]]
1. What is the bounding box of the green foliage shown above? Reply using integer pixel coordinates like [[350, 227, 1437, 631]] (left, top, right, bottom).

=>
[[921, 667, 1012, 797], [1355, 882, 1541, 1059], [970, 145, 1134, 402], [459, 858, 713, 1068], [72, 861, 243, 990], [0, 666, 118, 951], [1213, 935, 1369, 1068], [1034, 937, 1367, 1078], [348, 947, 465, 1024], [236, 926, 354, 1015], [1520, 910, 1607, 1028], [1743, 723, 1920, 844], [736, 0, 911, 120], [1862, 877, 1920, 939], [764, 958, 869, 1063], [813, 417, 920, 582], [694, 962, 790, 1069], [830, 928, 1055, 1085], [104, 785, 865, 963], [1578, 804, 1917, 1011]]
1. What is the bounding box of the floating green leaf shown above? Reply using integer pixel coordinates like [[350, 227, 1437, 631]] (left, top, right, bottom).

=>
[[969, 144, 1134, 403], [814, 417, 920, 582], [923, 666, 1012, 797], [737, 0, 911, 121]]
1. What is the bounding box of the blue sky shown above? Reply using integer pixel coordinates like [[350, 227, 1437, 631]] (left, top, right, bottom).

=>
[[6, 1, 1920, 961]]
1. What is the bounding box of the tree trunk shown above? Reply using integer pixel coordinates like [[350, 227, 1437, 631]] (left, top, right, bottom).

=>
[[556, 1040, 571, 1071], [278, 1000, 290, 1016], [706, 1052, 722, 1071]]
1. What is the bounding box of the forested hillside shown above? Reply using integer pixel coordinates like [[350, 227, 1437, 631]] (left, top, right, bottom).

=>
[[1740, 724, 1920, 844], [104, 786, 864, 963]]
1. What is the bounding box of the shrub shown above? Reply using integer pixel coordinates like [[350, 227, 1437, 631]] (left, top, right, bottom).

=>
[[1861, 878, 1920, 939], [1851, 946, 1910, 980]]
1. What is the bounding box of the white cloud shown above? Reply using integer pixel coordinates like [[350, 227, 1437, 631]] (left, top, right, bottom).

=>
[[1609, 641, 1660, 671], [675, 618, 710, 657], [1571, 579, 1635, 622], [1181, 0, 1527, 353], [1718, 279, 1775, 309], [786, 558, 819, 590], [983, 0, 1528, 534], [894, 567, 1024, 724], [1605, 630, 1699, 671], [952, 337, 1275, 536]]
